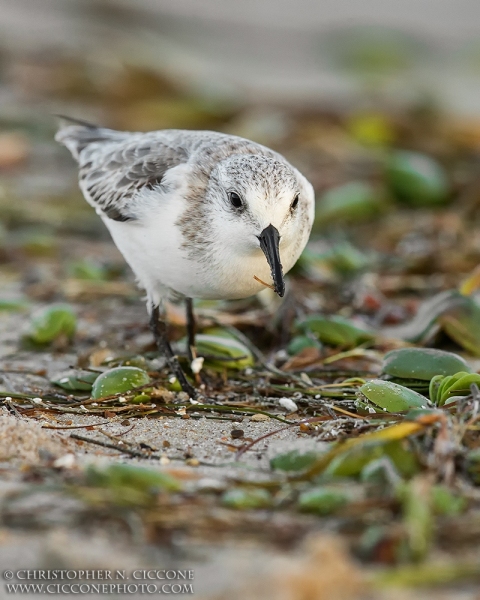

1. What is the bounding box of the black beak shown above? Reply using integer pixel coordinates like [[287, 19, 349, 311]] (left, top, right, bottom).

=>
[[258, 224, 285, 297]]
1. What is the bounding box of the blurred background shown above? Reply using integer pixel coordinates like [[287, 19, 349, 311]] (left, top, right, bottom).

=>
[[3, 0, 480, 327], [4, 1, 480, 588]]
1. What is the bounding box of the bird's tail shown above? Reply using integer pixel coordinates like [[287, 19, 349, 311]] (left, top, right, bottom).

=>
[[54, 115, 126, 161]]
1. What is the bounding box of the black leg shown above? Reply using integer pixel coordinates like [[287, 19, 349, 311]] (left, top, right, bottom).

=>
[[185, 298, 196, 363], [149, 306, 196, 398]]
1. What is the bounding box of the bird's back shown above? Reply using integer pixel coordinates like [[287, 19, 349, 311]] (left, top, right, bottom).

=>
[[56, 121, 278, 222]]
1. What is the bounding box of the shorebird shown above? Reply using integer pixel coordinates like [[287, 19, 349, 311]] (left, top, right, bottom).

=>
[[56, 117, 315, 397]]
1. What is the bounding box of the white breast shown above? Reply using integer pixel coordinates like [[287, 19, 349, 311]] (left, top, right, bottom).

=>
[[100, 174, 309, 305], [103, 215, 276, 304]]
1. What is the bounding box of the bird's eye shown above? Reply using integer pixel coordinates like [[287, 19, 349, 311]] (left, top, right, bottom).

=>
[[229, 192, 243, 209], [291, 195, 299, 211]]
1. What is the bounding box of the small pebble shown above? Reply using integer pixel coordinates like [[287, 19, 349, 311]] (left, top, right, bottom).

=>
[[190, 356, 204, 374], [53, 453, 76, 469], [278, 397, 298, 412], [251, 413, 269, 421]]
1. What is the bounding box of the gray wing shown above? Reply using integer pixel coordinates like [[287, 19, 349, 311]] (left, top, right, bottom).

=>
[[56, 122, 189, 221]]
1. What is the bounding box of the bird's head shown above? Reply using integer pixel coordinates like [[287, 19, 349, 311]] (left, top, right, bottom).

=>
[[208, 154, 315, 297]]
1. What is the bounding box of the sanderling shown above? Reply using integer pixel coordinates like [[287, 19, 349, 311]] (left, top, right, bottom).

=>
[[56, 117, 315, 397]]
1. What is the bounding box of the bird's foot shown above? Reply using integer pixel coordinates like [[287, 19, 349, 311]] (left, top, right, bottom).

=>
[[150, 306, 197, 399]]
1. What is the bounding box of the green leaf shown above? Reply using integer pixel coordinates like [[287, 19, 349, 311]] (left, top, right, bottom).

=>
[[360, 379, 428, 412], [67, 259, 107, 281], [221, 488, 272, 510], [327, 440, 419, 479], [0, 299, 29, 312], [429, 371, 480, 406], [296, 314, 374, 348], [131, 393, 152, 404], [382, 348, 472, 380], [439, 298, 480, 357], [347, 112, 396, 147], [91, 367, 150, 399], [315, 181, 386, 227], [287, 335, 320, 356], [104, 355, 150, 369], [431, 485, 467, 516], [386, 150, 449, 206], [314, 242, 373, 275], [360, 457, 402, 487], [52, 370, 99, 392], [405, 407, 443, 420], [86, 463, 181, 493], [398, 477, 433, 561], [270, 449, 321, 472], [293, 421, 424, 481], [166, 377, 184, 392], [298, 486, 350, 515], [25, 304, 76, 345], [187, 332, 254, 370]]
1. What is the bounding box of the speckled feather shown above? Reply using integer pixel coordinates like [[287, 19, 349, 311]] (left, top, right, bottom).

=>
[[57, 125, 278, 221]]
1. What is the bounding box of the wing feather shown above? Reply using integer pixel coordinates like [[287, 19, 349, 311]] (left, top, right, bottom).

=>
[[56, 122, 188, 221]]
